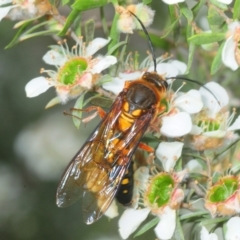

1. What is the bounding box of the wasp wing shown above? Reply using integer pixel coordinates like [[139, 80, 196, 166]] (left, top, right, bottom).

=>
[[56, 92, 153, 224], [56, 94, 124, 208], [81, 111, 153, 224]]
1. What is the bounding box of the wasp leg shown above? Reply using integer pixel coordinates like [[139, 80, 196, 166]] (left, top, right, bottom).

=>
[[138, 142, 154, 153]]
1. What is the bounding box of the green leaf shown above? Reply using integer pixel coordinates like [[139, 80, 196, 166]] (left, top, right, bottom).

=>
[[134, 217, 159, 237], [143, 0, 152, 4], [58, 9, 81, 36], [179, 2, 193, 22], [138, 32, 172, 51], [20, 29, 59, 41], [209, 0, 228, 10], [211, 41, 224, 74], [208, 6, 225, 26], [72, 92, 86, 129], [61, 0, 69, 5], [233, 0, 240, 20], [84, 19, 95, 43], [192, 0, 207, 16], [45, 97, 61, 109], [72, 0, 108, 11], [174, 214, 185, 240], [180, 211, 209, 221], [5, 21, 32, 49], [167, 4, 181, 41], [201, 216, 229, 225], [107, 40, 127, 56], [95, 74, 113, 85], [161, 16, 181, 39], [108, 13, 120, 54], [186, 25, 196, 74], [188, 32, 225, 45]]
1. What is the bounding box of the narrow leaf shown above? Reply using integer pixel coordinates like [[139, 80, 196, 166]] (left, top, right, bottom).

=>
[[188, 32, 225, 45], [192, 0, 207, 16], [107, 41, 127, 55], [180, 211, 209, 221], [72, 92, 86, 129], [233, 0, 240, 20], [58, 9, 81, 36], [134, 217, 159, 237], [84, 19, 95, 44], [209, 0, 228, 10], [174, 214, 185, 240], [72, 0, 108, 11], [201, 216, 229, 225], [179, 2, 193, 22], [45, 97, 61, 109], [186, 25, 196, 74], [108, 13, 120, 54], [5, 21, 32, 49], [211, 41, 224, 74]]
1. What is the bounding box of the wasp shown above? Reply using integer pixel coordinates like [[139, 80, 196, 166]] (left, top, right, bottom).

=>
[[56, 70, 168, 224], [56, 11, 169, 224]]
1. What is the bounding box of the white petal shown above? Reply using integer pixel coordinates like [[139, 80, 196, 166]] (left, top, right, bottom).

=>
[[217, 0, 232, 4], [148, 63, 179, 78], [134, 166, 149, 191], [104, 199, 118, 219], [228, 115, 240, 131], [185, 159, 203, 173], [228, 21, 240, 31], [43, 50, 67, 66], [25, 77, 52, 97], [155, 142, 183, 172], [119, 71, 142, 80], [0, 5, 15, 21], [174, 89, 203, 114], [91, 56, 117, 74], [154, 207, 176, 240], [0, 0, 12, 6], [86, 37, 110, 56], [161, 112, 192, 137], [102, 77, 124, 95], [222, 36, 239, 71], [201, 226, 218, 240], [225, 217, 240, 240], [102, 71, 142, 95], [118, 208, 150, 239], [162, 0, 185, 4], [190, 124, 203, 135], [168, 60, 187, 75], [199, 82, 229, 118]]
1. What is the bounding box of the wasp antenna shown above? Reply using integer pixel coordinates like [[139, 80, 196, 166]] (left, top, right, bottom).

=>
[[129, 11, 157, 72], [166, 76, 220, 106]]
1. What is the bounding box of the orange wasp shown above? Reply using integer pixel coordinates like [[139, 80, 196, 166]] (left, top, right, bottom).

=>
[[56, 13, 168, 224]]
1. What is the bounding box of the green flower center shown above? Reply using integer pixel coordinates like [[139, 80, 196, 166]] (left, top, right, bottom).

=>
[[209, 177, 238, 203], [197, 120, 220, 132], [58, 58, 88, 85], [147, 173, 174, 208]]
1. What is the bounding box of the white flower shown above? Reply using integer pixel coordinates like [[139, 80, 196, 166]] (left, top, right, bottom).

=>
[[118, 166, 184, 240], [0, 0, 52, 21], [225, 217, 240, 240], [155, 141, 184, 172], [217, 0, 232, 4], [104, 200, 119, 219], [25, 38, 117, 103], [102, 57, 187, 95], [116, 4, 155, 34], [162, 0, 185, 4], [222, 21, 240, 71], [200, 226, 218, 240]]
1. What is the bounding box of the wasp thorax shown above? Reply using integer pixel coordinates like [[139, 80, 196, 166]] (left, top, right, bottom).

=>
[[142, 72, 168, 90]]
